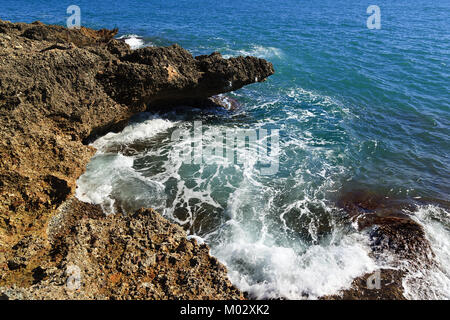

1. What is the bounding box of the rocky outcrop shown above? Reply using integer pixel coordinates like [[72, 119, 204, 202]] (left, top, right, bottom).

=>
[[2, 200, 242, 299], [104, 47, 275, 108], [0, 20, 273, 299], [324, 190, 436, 300]]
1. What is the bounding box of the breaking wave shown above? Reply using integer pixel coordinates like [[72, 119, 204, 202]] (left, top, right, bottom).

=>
[[117, 34, 151, 50], [221, 44, 284, 59], [402, 205, 450, 299], [75, 93, 381, 299]]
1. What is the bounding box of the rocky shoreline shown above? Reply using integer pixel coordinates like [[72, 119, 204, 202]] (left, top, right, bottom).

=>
[[0, 20, 272, 299], [0, 20, 440, 300]]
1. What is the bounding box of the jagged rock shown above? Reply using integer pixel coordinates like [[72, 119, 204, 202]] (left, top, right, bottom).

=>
[[0, 19, 273, 298], [102, 47, 273, 107], [1, 200, 243, 300]]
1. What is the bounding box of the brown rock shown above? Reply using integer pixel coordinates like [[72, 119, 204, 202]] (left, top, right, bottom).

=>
[[338, 189, 432, 263], [323, 269, 406, 300], [332, 189, 437, 299]]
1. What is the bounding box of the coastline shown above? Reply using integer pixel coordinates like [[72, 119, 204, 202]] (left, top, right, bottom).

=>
[[0, 19, 272, 299], [0, 20, 442, 300]]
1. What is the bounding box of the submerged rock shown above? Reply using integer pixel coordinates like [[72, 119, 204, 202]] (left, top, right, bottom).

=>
[[0, 20, 273, 298], [322, 269, 407, 300], [338, 189, 433, 262], [329, 189, 437, 299]]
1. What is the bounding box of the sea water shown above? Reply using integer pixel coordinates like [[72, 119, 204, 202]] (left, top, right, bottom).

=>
[[3, 0, 449, 299]]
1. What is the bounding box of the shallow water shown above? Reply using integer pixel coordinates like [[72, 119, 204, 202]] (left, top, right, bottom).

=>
[[4, 0, 449, 299]]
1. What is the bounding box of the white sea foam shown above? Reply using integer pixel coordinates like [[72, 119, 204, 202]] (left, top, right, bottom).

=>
[[202, 139, 372, 299], [76, 114, 177, 214], [117, 34, 148, 50], [402, 205, 450, 299], [286, 87, 342, 110], [92, 113, 177, 152], [75, 105, 378, 299], [75, 153, 133, 213], [213, 229, 376, 299], [76, 152, 168, 214], [222, 44, 283, 59]]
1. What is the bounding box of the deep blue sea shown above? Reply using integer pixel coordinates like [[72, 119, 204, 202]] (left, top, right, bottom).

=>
[[2, 0, 449, 299]]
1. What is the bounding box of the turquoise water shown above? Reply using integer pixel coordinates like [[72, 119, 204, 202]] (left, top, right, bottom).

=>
[[3, 1, 449, 299]]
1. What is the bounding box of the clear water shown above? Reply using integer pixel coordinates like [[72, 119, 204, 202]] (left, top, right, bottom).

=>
[[3, 0, 449, 299]]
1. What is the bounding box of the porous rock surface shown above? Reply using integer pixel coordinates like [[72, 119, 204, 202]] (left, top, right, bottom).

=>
[[2, 200, 242, 299]]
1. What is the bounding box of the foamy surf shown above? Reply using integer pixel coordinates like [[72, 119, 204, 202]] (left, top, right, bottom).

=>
[[75, 152, 167, 214], [222, 44, 283, 59], [213, 230, 377, 299], [75, 97, 449, 300], [75, 103, 379, 299], [76, 114, 177, 214], [74, 86, 371, 298], [92, 112, 177, 152], [402, 205, 450, 299], [117, 34, 149, 50]]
